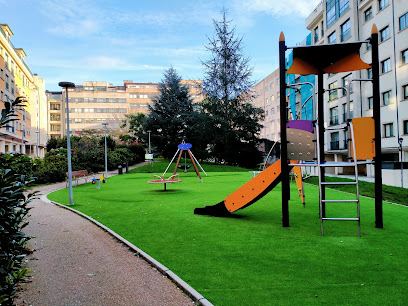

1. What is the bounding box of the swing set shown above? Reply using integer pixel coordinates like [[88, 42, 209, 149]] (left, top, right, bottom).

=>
[[148, 141, 207, 190]]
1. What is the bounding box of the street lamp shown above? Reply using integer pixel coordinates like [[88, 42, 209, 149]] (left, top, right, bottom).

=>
[[59, 81, 75, 205], [35, 131, 39, 157], [147, 130, 152, 172], [102, 122, 109, 179], [147, 130, 152, 153], [399, 137, 403, 188]]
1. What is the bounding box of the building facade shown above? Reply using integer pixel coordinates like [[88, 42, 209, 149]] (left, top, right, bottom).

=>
[[53, 80, 203, 136], [252, 69, 281, 142], [0, 24, 47, 157], [305, 0, 408, 184]]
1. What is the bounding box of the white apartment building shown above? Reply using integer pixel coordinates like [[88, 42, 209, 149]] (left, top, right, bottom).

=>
[[252, 69, 281, 142], [305, 0, 408, 185], [54, 80, 203, 137]]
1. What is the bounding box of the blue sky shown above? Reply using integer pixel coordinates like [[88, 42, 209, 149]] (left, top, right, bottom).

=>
[[1, 0, 321, 91]]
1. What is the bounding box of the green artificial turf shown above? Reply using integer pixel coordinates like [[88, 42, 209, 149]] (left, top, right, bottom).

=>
[[48, 166, 408, 305]]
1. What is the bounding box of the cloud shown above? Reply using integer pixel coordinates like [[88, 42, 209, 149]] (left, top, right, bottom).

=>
[[234, 0, 322, 18], [39, 0, 103, 37]]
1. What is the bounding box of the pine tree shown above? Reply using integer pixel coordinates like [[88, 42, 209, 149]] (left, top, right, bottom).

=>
[[201, 9, 264, 167], [145, 67, 197, 158]]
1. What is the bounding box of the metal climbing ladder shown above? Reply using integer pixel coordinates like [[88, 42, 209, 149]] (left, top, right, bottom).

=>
[[316, 121, 361, 236]]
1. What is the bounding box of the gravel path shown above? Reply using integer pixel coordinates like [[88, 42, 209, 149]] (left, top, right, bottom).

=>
[[15, 165, 195, 305]]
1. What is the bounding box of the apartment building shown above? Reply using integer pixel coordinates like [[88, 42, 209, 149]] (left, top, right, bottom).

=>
[[55, 80, 203, 136], [253, 35, 315, 144], [46, 91, 64, 139], [305, 0, 408, 185], [252, 69, 281, 142], [0, 24, 47, 157]]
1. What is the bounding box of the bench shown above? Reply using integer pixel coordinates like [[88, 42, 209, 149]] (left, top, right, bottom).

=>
[[66, 170, 88, 187]]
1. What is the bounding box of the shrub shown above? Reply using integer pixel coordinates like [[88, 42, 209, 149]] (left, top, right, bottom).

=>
[[0, 171, 36, 305], [0, 97, 36, 305], [0, 153, 34, 177]]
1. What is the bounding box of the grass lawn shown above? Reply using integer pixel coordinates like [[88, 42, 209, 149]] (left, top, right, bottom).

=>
[[48, 161, 408, 305]]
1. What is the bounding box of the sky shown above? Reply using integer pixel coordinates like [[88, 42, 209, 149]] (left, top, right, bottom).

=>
[[1, 0, 322, 91]]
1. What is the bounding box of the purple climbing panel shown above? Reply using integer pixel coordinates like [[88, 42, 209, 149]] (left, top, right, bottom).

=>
[[286, 120, 314, 134]]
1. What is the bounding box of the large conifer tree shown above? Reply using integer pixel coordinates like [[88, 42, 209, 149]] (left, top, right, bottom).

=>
[[201, 9, 264, 167], [145, 67, 197, 158]]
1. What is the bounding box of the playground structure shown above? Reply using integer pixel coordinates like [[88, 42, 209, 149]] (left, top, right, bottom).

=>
[[195, 24, 383, 236], [92, 173, 106, 189], [148, 141, 207, 190]]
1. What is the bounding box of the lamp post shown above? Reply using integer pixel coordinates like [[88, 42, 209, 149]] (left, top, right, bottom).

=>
[[59, 81, 75, 205], [147, 130, 152, 172], [102, 123, 109, 179], [35, 131, 39, 157], [399, 137, 403, 188], [147, 130, 152, 153]]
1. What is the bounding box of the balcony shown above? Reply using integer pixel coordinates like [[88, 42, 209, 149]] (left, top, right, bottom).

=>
[[306, 0, 324, 30]]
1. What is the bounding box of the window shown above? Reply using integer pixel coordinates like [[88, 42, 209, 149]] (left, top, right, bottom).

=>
[[321, 21, 324, 36], [327, 0, 336, 27], [326, 0, 349, 27], [380, 26, 390, 42], [367, 68, 372, 79], [314, 26, 319, 43], [381, 58, 391, 73], [384, 123, 393, 137], [341, 19, 351, 42], [328, 31, 336, 44], [342, 103, 347, 122], [364, 7, 372, 22], [403, 84, 408, 100], [400, 12, 408, 31], [330, 107, 339, 125], [404, 120, 408, 135], [402, 49, 408, 65], [330, 132, 340, 150], [379, 0, 388, 11], [342, 102, 353, 122], [366, 39, 372, 51], [339, 0, 349, 15], [329, 81, 338, 101], [368, 97, 373, 109], [382, 90, 392, 105], [342, 73, 352, 96]]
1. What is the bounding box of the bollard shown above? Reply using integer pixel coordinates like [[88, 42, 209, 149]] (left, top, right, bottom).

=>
[[125, 161, 129, 173], [118, 165, 123, 175]]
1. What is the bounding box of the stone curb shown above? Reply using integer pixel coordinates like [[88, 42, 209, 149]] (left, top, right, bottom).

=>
[[46, 187, 212, 306]]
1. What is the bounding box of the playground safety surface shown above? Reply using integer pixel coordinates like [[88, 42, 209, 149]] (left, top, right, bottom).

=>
[[15, 164, 196, 305]]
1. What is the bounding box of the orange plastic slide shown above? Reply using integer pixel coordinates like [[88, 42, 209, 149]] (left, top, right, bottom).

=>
[[194, 159, 292, 216]]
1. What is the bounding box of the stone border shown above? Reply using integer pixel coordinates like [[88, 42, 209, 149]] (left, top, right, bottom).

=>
[[42, 192, 212, 306]]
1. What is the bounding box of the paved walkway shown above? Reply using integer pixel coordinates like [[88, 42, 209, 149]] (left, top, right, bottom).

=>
[[15, 164, 195, 305]]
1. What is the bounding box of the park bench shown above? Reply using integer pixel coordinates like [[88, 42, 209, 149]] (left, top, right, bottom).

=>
[[66, 170, 88, 187]]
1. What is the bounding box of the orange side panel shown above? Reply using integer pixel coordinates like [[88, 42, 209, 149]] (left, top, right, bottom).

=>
[[225, 160, 282, 212], [351, 117, 375, 160], [324, 53, 371, 74], [286, 58, 318, 75], [293, 166, 305, 205]]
